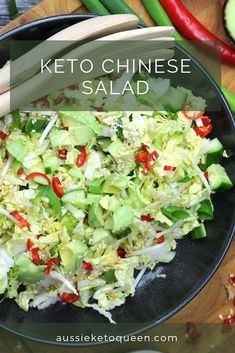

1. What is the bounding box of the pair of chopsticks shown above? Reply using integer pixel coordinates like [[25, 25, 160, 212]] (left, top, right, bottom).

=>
[[0, 14, 175, 117]]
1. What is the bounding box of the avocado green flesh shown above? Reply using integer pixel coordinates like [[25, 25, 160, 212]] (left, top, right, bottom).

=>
[[224, 0, 235, 41]]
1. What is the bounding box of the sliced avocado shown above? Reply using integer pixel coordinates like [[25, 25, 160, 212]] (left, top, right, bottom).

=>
[[107, 140, 124, 159], [6, 140, 25, 162], [104, 216, 113, 230], [112, 206, 135, 233], [49, 129, 72, 147], [207, 164, 233, 191], [224, 0, 235, 42], [60, 111, 102, 134], [92, 228, 114, 245], [65, 149, 79, 166], [42, 150, 61, 174], [61, 189, 86, 207], [88, 202, 104, 228], [160, 86, 187, 112], [68, 167, 84, 180], [102, 174, 127, 195], [69, 126, 94, 146], [59, 240, 87, 273], [61, 213, 78, 234], [15, 254, 46, 284]]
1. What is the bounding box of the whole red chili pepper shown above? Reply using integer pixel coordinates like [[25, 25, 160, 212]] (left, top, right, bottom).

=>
[[159, 0, 235, 66], [76, 147, 87, 168], [45, 258, 60, 275], [59, 292, 80, 304], [10, 210, 30, 228], [52, 177, 64, 198]]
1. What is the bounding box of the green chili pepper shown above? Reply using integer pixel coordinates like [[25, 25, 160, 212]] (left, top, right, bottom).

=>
[[82, 0, 110, 15], [197, 199, 214, 220], [8, 0, 19, 20], [100, 0, 146, 26], [161, 206, 189, 222], [191, 223, 207, 239]]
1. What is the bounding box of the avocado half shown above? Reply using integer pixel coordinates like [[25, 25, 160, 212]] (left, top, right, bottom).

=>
[[223, 0, 235, 42]]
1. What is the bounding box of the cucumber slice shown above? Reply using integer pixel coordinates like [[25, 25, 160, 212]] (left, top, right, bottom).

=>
[[88, 178, 104, 195], [224, 0, 235, 42], [61, 189, 86, 206], [191, 224, 207, 239], [207, 164, 233, 191], [204, 138, 224, 168]]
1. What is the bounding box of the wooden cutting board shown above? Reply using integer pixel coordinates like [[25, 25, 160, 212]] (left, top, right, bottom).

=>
[[0, 1, 234, 351]]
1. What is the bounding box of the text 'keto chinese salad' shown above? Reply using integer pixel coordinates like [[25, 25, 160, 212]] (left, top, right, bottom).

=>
[[0, 78, 233, 323]]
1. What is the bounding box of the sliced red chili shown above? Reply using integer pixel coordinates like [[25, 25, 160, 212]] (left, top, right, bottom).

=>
[[204, 171, 209, 180], [229, 275, 235, 285], [31, 247, 41, 266], [26, 239, 35, 251], [164, 165, 177, 172], [26, 172, 51, 185], [58, 149, 67, 160], [140, 214, 155, 222], [17, 167, 24, 176], [97, 107, 105, 112], [202, 116, 211, 126], [0, 132, 8, 140], [117, 248, 126, 258], [145, 151, 159, 169], [156, 235, 165, 244], [135, 151, 149, 163], [37, 233, 45, 239], [82, 260, 93, 272], [76, 146, 87, 168], [141, 166, 149, 176], [83, 215, 89, 225], [52, 177, 64, 198], [182, 104, 204, 120], [10, 210, 30, 228], [59, 292, 80, 304], [142, 144, 149, 152], [45, 258, 60, 275], [194, 124, 213, 138]]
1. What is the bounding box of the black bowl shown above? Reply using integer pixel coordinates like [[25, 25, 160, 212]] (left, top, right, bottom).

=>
[[0, 14, 235, 346]]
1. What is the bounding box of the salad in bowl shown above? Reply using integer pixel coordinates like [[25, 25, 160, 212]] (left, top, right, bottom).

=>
[[0, 77, 233, 323]]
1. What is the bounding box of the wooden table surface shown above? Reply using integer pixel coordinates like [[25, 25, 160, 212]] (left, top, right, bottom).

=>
[[0, 1, 234, 352]]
